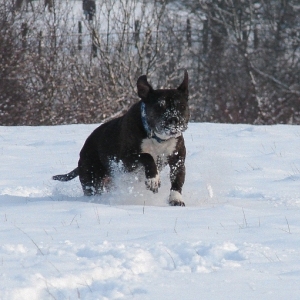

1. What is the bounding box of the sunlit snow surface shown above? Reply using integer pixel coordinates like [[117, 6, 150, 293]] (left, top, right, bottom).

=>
[[1, 123, 300, 299]]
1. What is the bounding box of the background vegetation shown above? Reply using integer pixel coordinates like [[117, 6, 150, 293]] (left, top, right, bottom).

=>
[[1, 0, 299, 125]]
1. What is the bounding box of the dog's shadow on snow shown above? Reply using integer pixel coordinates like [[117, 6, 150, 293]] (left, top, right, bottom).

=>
[[51, 168, 172, 207], [0, 169, 227, 207]]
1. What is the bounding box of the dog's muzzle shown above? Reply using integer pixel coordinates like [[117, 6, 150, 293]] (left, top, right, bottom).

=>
[[155, 117, 187, 139], [141, 102, 188, 142]]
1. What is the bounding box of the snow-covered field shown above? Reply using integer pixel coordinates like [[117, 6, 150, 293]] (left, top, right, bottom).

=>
[[1, 123, 300, 299]]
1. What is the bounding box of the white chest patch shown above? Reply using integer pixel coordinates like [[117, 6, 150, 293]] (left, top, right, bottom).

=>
[[141, 137, 177, 168]]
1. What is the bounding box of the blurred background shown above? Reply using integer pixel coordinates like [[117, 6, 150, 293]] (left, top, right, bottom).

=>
[[1, 0, 299, 125]]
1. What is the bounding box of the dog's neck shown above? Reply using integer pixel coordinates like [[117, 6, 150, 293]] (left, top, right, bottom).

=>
[[140, 102, 181, 143]]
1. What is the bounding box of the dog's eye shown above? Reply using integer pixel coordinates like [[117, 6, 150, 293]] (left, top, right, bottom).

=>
[[158, 100, 166, 107], [178, 103, 186, 110]]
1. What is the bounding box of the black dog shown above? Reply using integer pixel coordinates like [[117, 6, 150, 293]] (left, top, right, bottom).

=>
[[53, 71, 189, 206]]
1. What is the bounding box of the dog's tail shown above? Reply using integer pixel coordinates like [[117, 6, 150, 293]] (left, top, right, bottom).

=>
[[52, 167, 79, 182]]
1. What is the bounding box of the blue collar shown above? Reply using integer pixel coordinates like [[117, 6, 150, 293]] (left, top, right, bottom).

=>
[[140, 102, 167, 143]]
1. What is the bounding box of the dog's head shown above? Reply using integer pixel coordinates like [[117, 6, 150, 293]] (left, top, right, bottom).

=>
[[137, 71, 189, 139]]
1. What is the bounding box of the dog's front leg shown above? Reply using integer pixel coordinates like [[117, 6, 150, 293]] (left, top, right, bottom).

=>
[[168, 145, 186, 207], [139, 153, 161, 193]]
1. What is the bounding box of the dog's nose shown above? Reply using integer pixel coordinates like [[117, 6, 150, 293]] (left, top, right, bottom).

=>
[[168, 116, 179, 125]]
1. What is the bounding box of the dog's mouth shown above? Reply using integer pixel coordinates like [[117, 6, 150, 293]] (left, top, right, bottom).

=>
[[167, 127, 183, 136], [155, 122, 188, 139]]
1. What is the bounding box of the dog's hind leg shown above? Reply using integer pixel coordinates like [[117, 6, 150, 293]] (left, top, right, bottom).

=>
[[78, 157, 110, 196]]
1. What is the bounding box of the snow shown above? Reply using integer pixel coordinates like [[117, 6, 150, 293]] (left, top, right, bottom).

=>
[[1, 123, 300, 299]]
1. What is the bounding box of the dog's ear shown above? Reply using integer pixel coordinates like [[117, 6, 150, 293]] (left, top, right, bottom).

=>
[[137, 75, 153, 99], [177, 70, 188, 95]]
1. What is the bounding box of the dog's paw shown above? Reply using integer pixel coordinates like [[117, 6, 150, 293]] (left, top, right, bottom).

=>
[[169, 200, 185, 206], [169, 190, 185, 206], [145, 174, 161, 193]]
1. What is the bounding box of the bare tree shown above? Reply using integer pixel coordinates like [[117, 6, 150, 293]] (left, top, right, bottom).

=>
[[180, 0, 300, 124], [1, 0, 299, 125]]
